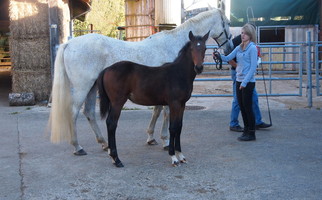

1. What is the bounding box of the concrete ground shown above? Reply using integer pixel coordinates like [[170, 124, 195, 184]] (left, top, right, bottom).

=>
[[1, 69, 322, 200]]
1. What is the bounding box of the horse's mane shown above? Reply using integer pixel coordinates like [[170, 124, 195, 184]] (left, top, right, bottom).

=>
[[163, 9, 221, 35]]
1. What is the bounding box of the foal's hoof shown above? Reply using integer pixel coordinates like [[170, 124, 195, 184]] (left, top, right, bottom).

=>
[[163, 146, 169, 151], [113, 161, 124, 168], [172, 161, 180, 167], [180, 158, 187, 163], [147, 139, 158, 145], [73, 149, 87, 156]]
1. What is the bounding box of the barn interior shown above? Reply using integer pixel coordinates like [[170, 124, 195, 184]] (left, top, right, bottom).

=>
[[0, 0, 11, 106]]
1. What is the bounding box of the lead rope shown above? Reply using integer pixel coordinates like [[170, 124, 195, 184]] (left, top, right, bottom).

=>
[[259, 61, 273, 126], [213, 48, 222, 70]]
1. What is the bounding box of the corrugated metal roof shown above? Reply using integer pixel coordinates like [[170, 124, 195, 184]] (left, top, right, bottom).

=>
[[231, 0, 319, 26]]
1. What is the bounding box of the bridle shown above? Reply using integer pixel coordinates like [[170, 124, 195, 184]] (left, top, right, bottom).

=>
[[213, 13, 232, 70], [213, 14, 232, 48]]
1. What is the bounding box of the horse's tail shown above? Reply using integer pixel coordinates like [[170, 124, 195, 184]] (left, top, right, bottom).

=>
[[97, 69, 110, 119], [49, 43, 74, 144]]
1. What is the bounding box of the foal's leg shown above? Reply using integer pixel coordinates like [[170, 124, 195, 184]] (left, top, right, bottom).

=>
[[146, 106, 162, 145], [168, 104, 186, 166], [106, 104, 124, 167], [83, 85, 108, 151]]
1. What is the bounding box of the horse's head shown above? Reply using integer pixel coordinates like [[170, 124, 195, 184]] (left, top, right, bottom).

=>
[[209, 9, 234, 55], [189, 31, 209, 75]]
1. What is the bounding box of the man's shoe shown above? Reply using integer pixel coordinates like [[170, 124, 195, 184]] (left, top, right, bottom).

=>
[[238, 134, 256, 141], [256, 122, 272, 130], [229, 125, 244, 132]]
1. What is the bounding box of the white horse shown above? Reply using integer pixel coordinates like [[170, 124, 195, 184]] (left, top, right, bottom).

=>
[[49, 8, 233, 155]]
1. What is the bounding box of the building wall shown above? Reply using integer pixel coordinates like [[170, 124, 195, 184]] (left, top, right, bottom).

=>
[[125, 0, 155, 41]]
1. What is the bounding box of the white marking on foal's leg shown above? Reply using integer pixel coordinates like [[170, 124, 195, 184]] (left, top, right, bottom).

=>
[[176, 151, 187, 163], [171, 155, 180, 167]]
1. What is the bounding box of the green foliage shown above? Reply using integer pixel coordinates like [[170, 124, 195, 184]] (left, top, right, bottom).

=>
[[73, 0, 125, 38], [0, 32, 9, 59]]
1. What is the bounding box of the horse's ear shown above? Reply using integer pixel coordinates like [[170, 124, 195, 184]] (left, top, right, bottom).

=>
[[202, 31, 210, 42], [189, 31, 195, 42]]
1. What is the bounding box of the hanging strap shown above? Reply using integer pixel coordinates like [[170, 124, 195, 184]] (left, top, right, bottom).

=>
[[259, 61, 273, 126]]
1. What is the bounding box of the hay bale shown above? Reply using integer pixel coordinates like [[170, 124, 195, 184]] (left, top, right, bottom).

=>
[[8, 92, 35, 106], [8, 0, 73, 102], [11, 70, 51, 101], [10, 38, 50, 71], [9, 0, 52, 102], [9, 0, 49, 40]]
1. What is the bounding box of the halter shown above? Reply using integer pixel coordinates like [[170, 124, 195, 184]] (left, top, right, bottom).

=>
[[213, 14, 232, 48]]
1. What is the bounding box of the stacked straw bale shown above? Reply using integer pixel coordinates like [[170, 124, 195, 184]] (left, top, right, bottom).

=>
[[9, 0, 71, 102], [9, 0, 51, 101]]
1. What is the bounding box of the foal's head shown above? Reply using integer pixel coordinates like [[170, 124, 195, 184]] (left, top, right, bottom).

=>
[[188, 31, 209, 74]]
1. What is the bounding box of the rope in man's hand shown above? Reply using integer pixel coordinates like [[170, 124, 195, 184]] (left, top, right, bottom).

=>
[[212, 48, 222, 70]]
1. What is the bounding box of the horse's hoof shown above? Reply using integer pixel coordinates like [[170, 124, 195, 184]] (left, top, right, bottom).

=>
[[147, 139, 158, 145], [73, 149, 87, 156], [113, 161, 124, 168], [163, 146, 169, 151], [180, 158, 187, 163]]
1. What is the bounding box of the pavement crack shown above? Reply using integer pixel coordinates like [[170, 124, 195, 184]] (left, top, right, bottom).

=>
[[17, 116, 25, 200]]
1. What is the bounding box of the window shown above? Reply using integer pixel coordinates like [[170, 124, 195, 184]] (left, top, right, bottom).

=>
[[259, 27, 285, 43]]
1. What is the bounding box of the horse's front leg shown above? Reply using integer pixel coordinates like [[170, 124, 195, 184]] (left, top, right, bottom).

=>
[[83, 85, 108, 151], [146, 106, 162, 145], [168, 104, 185, 167], [161, 106, 170, 150], [106, 105, 124, 167]]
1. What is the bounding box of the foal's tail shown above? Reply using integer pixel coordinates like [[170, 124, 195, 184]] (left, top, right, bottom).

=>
[[48, 43, 74, 144], [97, 69, 110, 119]]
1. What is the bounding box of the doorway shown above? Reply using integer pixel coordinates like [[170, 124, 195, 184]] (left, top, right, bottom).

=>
[[0, 0, 11, 105]]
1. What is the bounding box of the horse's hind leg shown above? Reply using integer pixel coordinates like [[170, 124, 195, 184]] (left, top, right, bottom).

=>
[[70, 85, 95, 155], [146, 106, 162, 145], [71, 103, 87, 155], [106, 103, 125, 167], [83, 85, 108, 151]]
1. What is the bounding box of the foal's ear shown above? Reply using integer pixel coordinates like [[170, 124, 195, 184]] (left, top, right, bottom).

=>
[[189, 31, 195, 42], [202, 31, 210, 42]]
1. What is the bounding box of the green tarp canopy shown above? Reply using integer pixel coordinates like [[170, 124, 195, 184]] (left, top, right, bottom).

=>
[[230, 0, 319, 27]]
